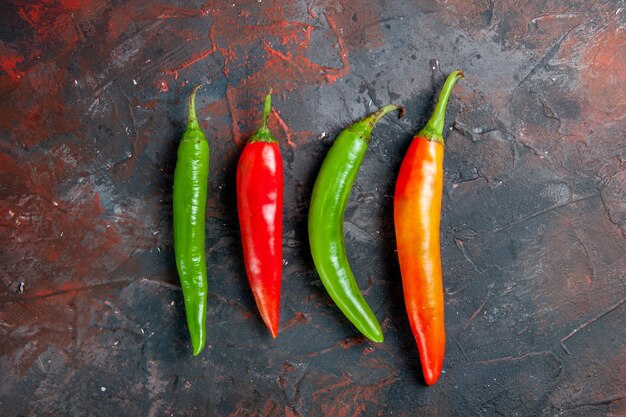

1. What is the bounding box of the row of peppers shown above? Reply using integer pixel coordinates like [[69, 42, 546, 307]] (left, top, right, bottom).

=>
[[173, 71, 463, 385]]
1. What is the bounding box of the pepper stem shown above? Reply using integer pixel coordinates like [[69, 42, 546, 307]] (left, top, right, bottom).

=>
[[250, 89, 277, 143], [355, 104, 404, 143], [188, 84, 202, 130], [370, 104, 405, 124], [257, 88, 272, 135], [418, 70, 464, 144]]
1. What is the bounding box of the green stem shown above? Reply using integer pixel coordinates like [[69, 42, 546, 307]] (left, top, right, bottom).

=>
[[250, 88, 276, 143], [356, 104, 404, 143], [188, 84, 202, 130], [258, 88, 272, 134], [369, 104, 405, 125], [418, 70, 464, 144]]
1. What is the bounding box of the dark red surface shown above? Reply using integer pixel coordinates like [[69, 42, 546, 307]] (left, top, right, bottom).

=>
[[1, 1, 625, 416]]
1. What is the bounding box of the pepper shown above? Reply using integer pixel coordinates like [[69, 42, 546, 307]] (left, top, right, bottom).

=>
[[309, 105, 404, 342], [173, 85, 209, 356], [394, 70, 463, 384], [237, 91, 284, 337]]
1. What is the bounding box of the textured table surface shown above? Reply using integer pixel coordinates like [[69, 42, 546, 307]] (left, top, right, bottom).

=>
[[1, 1, 625, 416]]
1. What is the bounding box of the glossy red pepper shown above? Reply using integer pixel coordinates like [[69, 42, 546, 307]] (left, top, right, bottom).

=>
[[236, 91, 284, 337], [394, 71, 463, 385]]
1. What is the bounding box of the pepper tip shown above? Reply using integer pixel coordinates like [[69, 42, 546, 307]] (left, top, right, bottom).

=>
[[269, 326, 278, 338], [423, 370, 441, 386], [190, 330, 205, 356], [367, 328, 384, 343], [191, 343, 204, 357]]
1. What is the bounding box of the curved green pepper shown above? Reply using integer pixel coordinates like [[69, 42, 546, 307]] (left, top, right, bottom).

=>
[[308, 105, 403, 343], [173, 85, 209, 356]]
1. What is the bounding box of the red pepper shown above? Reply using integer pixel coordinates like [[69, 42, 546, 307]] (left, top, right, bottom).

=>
[[237, 91, 284, 337], [394, 71, 463, 385]]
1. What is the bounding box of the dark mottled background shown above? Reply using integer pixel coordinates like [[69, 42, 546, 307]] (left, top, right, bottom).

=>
[[1, 0, 625, 416]]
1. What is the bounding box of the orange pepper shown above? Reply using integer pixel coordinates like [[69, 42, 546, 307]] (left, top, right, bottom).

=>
[[394, 71, 463, 385]]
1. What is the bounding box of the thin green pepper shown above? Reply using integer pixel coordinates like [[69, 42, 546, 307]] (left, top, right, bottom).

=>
[[308, 105, 403, 342], [173, 85, 209, 356]]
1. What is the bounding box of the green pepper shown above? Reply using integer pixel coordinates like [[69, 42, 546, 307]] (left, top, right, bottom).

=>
[[173, 85, 209, 356], [308, 104, 403, 342]]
